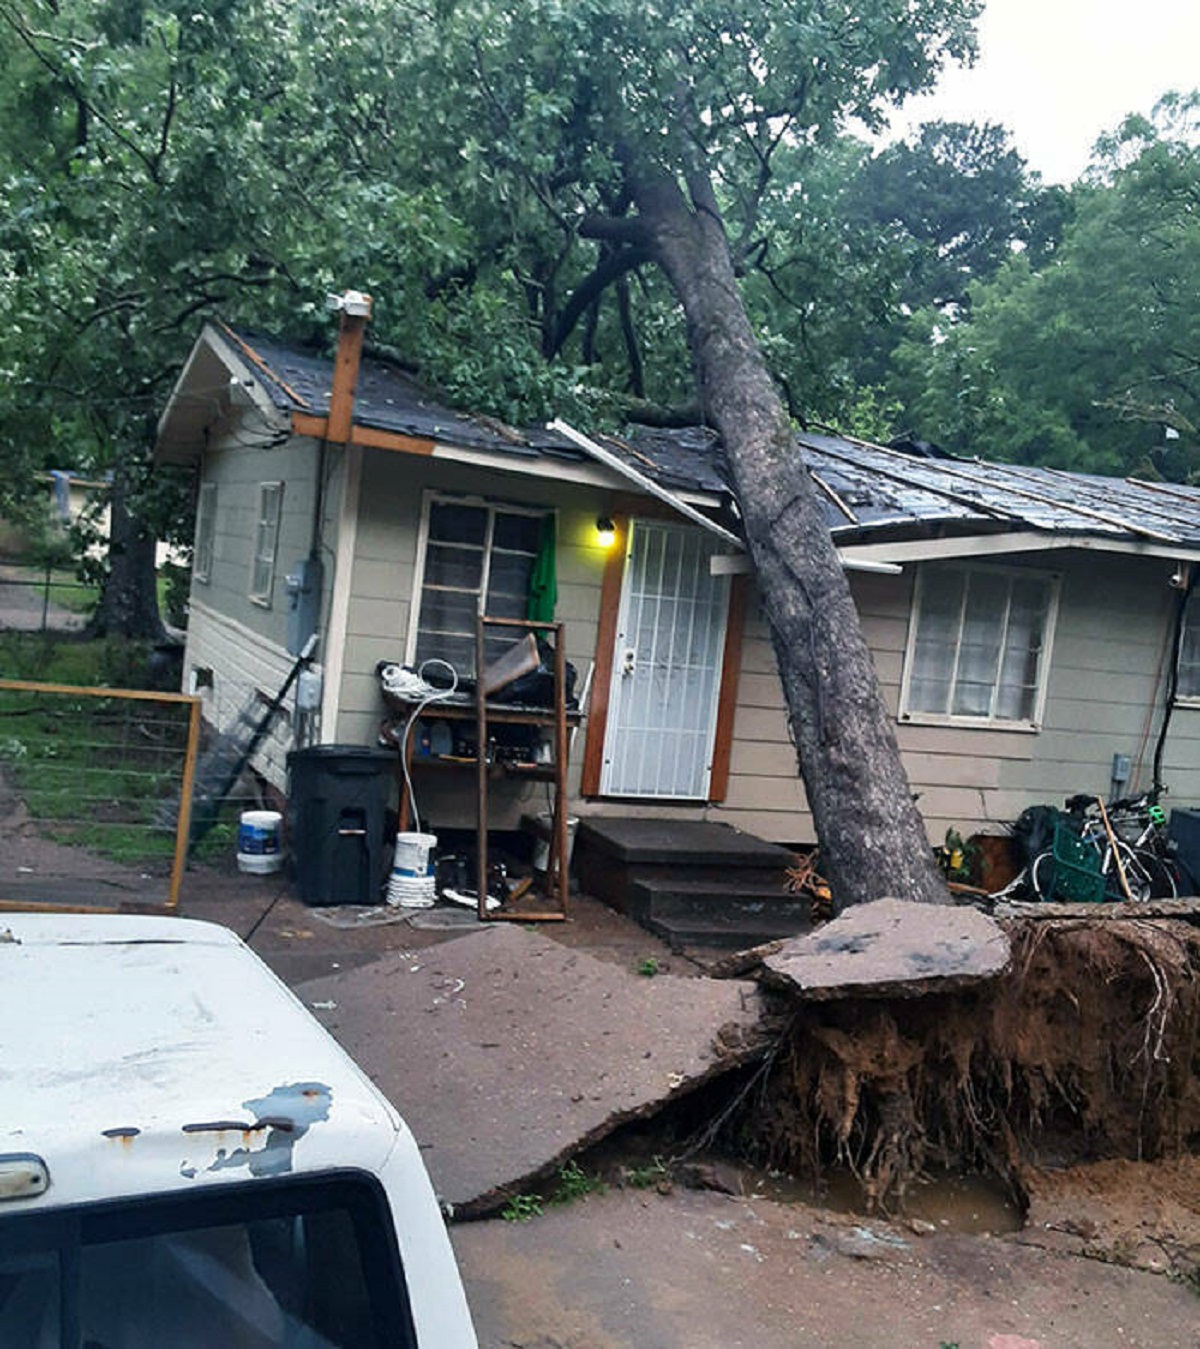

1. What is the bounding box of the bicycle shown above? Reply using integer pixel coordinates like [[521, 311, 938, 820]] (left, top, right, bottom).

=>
[[1027, 790, 1181, 903]]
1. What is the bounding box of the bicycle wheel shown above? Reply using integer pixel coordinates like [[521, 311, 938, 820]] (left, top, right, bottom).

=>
[[1111, 847, 1175, 901], [1127, 849, 1177, 901]]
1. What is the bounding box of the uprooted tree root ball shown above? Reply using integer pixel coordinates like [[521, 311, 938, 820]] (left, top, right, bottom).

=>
[[732, 918, 1200, 1214]]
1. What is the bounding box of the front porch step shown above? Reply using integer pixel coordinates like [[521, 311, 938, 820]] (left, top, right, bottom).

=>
[[576, 817, 794, 867], [573, 817, 811, 952], [643, 910, 813, 953], [626, 877, 810, 925], [628, 877, 812, 953], [575, 819, 795, 915]]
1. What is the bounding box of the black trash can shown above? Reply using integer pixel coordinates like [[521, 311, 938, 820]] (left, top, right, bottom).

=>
[[288, 745, 395, 906]]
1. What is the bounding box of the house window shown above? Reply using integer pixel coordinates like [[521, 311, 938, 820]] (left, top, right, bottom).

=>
[[194, 483, 216, 584], [410, 497, 549, 676], [249, 482, 283, 607], [1178, 594, 1200, 699], [901, 564, 1059, 727]]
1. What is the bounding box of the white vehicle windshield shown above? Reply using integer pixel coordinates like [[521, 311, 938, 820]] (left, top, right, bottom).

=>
[[0, 1172, 417, 1349]]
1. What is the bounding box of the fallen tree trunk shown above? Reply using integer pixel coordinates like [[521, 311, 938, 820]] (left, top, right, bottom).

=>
[[628, 166, 948, 910]]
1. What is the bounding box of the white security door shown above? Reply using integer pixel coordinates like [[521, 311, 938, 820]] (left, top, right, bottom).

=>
[[600, 520, 731, 799]]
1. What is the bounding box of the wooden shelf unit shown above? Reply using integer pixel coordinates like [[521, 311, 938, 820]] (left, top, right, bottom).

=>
[[391, 616, 577, 921]]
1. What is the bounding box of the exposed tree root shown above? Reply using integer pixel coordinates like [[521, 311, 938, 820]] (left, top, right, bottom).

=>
[[731, 918, 1200, 1214]]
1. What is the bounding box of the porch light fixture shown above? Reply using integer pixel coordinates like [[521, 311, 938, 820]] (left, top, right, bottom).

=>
[[595, 516, 616, 548]]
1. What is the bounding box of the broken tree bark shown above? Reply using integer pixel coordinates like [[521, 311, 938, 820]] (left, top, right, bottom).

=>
[[626, 167, 947, 908]]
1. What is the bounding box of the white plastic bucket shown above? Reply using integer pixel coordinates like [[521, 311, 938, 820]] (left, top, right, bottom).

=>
[[237, 810, 283, 874], [238, 810, 282, 855], [532, 813, 579, 874], [237, 850, 283, 875], [386, 832, 438, 908], [391, 832, 437, 879]]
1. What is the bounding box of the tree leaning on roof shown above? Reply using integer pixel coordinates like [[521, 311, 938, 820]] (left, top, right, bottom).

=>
[[617, 165, 949, 908], [413, 0, 974, 905]]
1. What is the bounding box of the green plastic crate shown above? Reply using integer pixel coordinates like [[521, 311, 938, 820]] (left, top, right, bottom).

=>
[[1047, 820, 1106, 903]]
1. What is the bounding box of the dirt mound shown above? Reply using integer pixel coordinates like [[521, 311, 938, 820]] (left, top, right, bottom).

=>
[[737, 917, 1200, 1224], [1020, 1155, 1200, 1280]]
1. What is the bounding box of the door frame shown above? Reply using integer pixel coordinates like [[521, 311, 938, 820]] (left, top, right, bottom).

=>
[[581, 506, 747, 802]]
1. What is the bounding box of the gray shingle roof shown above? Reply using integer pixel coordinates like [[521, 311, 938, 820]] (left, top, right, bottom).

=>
[[222, 325, 1200, 550], [221, 325, 579, 464], [796, 432, 1200, 546]]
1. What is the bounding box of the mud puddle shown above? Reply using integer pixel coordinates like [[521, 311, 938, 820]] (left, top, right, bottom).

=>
[[743, 1163, 1022, 1234], [582, 1117, 1021, 1236]]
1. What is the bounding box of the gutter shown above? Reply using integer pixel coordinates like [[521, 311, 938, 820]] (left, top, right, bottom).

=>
[[549, 417, 900, 576]]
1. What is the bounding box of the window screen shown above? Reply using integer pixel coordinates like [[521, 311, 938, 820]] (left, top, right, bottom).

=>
[[194, 483, 216, 584], [250, 483, 283, 606], [905, 565, 1056, 724]]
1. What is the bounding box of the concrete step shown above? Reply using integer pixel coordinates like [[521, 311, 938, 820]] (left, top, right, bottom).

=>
[[627, 876, 810, 925], [576, 818, 794, 868], [643, 910, 812, 954], [575, 819, 796, 914]]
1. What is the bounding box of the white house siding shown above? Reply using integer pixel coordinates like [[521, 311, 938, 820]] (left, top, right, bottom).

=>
[[712, 548, 1198, 847], [183, 599, 298, 788], [183, 428, 345, 788], [189, 434, 328, 643], [1016, 551, 1200, 814]]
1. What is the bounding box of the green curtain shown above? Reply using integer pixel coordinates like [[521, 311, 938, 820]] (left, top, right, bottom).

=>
[[526, 513, 557, 623]]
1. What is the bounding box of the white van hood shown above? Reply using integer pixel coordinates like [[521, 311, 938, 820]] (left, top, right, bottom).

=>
[[0, 915, 403, 1208]]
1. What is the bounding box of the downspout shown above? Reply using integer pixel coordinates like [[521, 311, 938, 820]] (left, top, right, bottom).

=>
[[1152, 563, 1197, 793]]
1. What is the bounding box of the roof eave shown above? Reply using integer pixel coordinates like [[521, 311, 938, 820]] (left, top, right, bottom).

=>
[[838, 526, 1200, 567], [154, 324, 290, 466]]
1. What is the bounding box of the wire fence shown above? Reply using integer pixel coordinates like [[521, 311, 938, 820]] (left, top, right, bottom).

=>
[[0, 562, 94, 635], [0, 680, 201, 912], [0, 565, 283, 894]]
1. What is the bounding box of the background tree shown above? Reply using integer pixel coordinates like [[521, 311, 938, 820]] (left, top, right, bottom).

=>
[[0, 0, 319, 634], [885, 93, 1200, 478], [848, 121, 1061, 314]]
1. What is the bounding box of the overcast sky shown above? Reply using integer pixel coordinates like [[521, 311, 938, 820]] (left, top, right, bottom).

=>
[[883, 0, 1200, 183]]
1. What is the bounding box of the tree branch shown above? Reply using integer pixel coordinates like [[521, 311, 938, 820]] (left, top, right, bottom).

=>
[[468, 36, 573, 233], [578, 211, 648, 247], [0, 3, 164, 181], [548, 242, 650, 357]]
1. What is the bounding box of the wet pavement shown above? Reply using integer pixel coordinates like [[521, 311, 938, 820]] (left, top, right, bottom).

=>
[[295, 924, 770, 1214]]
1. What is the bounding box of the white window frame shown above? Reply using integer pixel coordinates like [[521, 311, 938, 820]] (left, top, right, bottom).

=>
[[249, 481, 283, 608], [1177, 590, 1200, 703], [899, 561, 1061, 731], [405, 491, 551, 671], [193, 482, 216, 585]]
